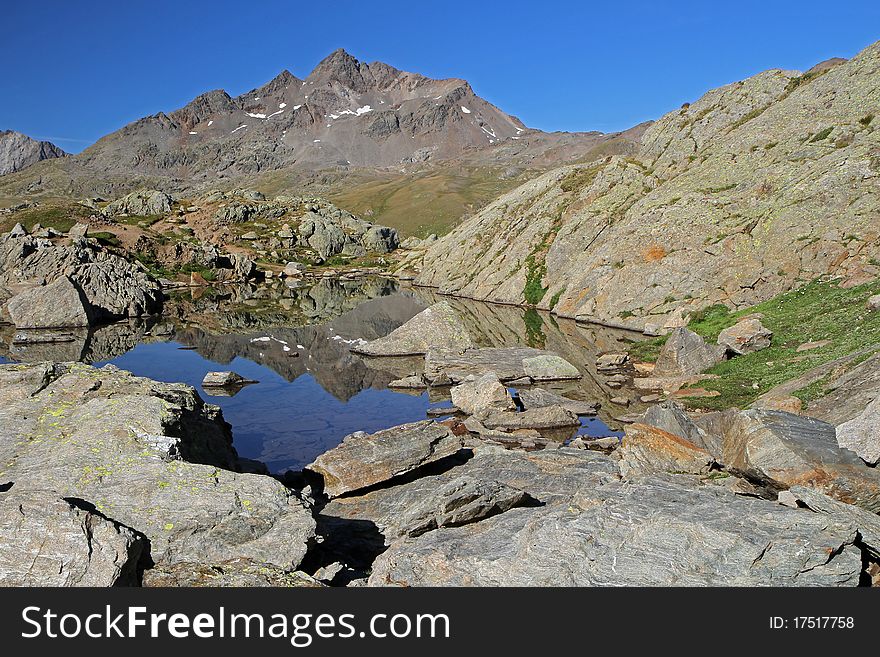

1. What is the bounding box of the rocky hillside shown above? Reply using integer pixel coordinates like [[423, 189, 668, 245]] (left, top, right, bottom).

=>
[[0, 130, 66, 176], [0, 50, 640, 209], [415, 42, 880, 332]]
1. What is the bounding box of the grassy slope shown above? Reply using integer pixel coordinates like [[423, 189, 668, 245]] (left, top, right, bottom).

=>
[[628, 278, 880, 410]]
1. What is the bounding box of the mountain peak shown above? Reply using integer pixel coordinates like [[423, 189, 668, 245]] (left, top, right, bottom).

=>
[[0, 130, 66, 176]]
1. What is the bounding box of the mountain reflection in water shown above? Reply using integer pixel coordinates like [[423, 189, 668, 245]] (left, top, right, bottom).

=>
[[0, 276, 637, 472]]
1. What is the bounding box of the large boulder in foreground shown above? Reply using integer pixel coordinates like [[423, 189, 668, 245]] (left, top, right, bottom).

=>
[[306, 421, 465, 498], [0, 363, 315, 576], [717, 409, 880, 513], [0, 488, 143, 586], [424, 346, 581, 384], [351, 301, 473, 356], [653, 327, 726, 376], [368, 475, 866, 586]]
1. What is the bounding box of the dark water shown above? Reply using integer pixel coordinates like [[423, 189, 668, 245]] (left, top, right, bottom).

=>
[[1, 277, 635, 473]]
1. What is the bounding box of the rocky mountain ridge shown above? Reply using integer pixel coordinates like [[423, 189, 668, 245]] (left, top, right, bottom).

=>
[[0, 130, 66, 176], [0, 50, 638, 208], [414, 42, 880, 331]]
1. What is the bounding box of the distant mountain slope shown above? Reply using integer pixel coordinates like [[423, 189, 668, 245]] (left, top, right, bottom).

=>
[[416, 44, 880, 330], [0, 50, 638, 204], [0, 50, 644, 235], [0, 131, 66, 176]]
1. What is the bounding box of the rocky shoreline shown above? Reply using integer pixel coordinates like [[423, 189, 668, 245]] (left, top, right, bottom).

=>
[[2, 299, 879, 587]]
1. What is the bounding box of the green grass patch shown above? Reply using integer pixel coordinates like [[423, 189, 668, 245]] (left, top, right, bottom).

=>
[[523, 254, 548, 305], [559, 166, 602, 193], [810, 126, 834, 142], [0, 202, 93, 234], [89, 231, 121, 247], [631, 279, 880, 411], [523, 308, 546, 349]]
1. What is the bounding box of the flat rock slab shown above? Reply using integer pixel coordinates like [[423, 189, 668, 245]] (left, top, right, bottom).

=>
[[518, 388, 598, 416], [425, 347, 581, 384], [368, 475, 865, 587], [476, 405, 580, 430], [0, 488, 143, 587], [306, 420, 464, 498], [202, 371, 256, 387], [0, 363, 315, 574], [322, 445, 619, 550], [352, 301, 473, 356]]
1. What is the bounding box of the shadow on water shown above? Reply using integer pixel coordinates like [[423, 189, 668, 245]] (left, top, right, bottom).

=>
[[0, 276, 640, 473]]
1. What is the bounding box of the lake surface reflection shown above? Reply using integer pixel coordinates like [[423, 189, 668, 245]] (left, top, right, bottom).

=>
[[0, 277, 641, 472]]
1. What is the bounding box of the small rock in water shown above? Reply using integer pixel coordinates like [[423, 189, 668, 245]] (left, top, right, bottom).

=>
[[388, 375, 427, 389], [202, 371, 256, 387]]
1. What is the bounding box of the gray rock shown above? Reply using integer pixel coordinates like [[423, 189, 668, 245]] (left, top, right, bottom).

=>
[[68, 262, 162, 322], [835, 394, 880, 465], [362, 225, 400, 253], [0, 363, 315, 572], [102, 190, 172, 217], [653, 328, 726, 376], [353, 301, 474, 356], [282, 261, 304, 277], [241, 231, 259, 240], [368, 475, 865, 586], [788, 486, 880, 560], [618, 423, 716, 478], [142, 559, 323, 587], [476, 405, 579, 430], [596, 353, 628, 370], [68, 223, 89, 238], [202, 371, 255, 387], [641, 400, 718, 453], [518, 388, 598, 416], [0, 488, 143, 587], [306, 421, 464, 498], [425, 346, 581, 384], [717, 318, 773, 355], [7, 276, 91, 328], [450, 372, 515, 415], [717, 409, 880, 513], [867, 294, 880, 311], [10, 222, 27, 237]]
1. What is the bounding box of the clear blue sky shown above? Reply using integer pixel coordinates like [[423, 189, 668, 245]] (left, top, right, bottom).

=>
[[4, 0, 880, 153]]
